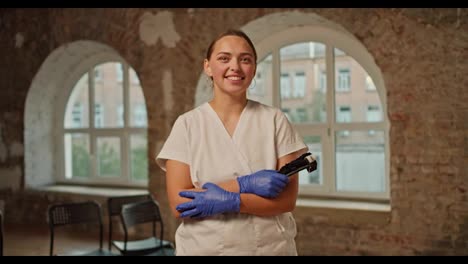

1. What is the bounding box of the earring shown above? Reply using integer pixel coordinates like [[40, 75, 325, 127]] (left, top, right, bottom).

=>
[[205, 76, 213, 89], [249, 78, 256, 90]]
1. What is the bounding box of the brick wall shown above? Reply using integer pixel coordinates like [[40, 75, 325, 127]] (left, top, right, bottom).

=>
[[0, 8, 466, 255]]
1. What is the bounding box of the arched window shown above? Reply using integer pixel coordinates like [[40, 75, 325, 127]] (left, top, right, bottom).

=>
[[249, 26, 390, 200], [59, 61, 148, 187]]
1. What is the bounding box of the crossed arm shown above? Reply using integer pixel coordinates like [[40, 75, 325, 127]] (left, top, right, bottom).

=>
[[165, 151, 300, 219]]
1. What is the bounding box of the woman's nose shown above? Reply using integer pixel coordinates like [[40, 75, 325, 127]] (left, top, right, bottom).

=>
[[229, 60, 241, 71]]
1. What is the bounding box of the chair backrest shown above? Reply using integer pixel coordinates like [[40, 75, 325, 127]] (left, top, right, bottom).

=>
[[107, 194, 152, 250], [47, 201, 104, 256], [0, 200, 4, 257], [120, 200, 164, 250]]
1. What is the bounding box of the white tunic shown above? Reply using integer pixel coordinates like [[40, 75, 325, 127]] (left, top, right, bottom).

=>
[[156, 100, 307, 256]]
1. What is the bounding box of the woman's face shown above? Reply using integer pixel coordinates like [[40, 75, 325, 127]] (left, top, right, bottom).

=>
[[204, 35, 256, 96]]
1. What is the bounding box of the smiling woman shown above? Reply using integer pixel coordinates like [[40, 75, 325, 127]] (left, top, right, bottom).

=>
[[156, 29, 308, 256], [204, 30, 257, 100]]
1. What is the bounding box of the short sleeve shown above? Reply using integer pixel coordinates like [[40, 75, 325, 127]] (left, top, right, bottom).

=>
[[155, 116, 190, 171], [275, 110, 308, 158]]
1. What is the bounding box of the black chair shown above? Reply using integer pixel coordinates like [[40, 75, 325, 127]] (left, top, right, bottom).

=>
[[47, 201, 118, 256], [113, 199, 174, 256], [107, 194, 153, 251], [0, 200, 4, 257]]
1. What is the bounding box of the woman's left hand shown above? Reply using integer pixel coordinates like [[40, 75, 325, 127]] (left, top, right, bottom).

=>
[[176, 182, 240, 218]]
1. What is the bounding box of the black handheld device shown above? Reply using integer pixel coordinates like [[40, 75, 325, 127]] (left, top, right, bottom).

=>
[[278, 152, 317, 177]]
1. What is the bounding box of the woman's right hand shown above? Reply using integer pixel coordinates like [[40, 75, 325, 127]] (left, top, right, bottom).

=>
[[236, 169, 289, 198]]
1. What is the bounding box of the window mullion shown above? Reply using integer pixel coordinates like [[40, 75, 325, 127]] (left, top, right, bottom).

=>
[[122, 63, 130, 183], [325, 44, 335, 194], [89, 68, 97, 181], [272, 49, 281, 107]]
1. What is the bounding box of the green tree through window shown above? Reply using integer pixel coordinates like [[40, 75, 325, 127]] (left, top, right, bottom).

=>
[[72, 143, 89, 178]]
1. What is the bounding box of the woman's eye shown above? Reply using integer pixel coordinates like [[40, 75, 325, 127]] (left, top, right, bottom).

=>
[[218, 57, 229, 62], [241, 57, 252, 63]]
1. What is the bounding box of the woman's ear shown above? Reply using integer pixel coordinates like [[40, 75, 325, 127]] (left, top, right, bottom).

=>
[[203, 59, 212, 77]]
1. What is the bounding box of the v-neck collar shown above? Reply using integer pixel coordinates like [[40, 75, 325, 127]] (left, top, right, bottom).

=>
[[204, 100, 250, 141]]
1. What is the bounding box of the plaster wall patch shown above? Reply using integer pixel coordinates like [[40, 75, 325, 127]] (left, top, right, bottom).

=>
[[139, 11, 181, 48], [15, 32, 25, 48]]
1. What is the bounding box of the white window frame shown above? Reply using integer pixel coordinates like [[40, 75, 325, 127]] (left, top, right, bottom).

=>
[[72, 102, 82, 128], [255, 25, 390, 201], [337, 68, 350, 92], [280, 73, 291, 99], [57, 54, 148, 187], [293, 71, 306, 98]]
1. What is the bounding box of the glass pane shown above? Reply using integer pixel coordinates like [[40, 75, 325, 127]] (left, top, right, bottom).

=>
[[334, 48, 383, 123], [130, 133, 148, 181], [94, 62, 123, 128], [97, 137, 121, 177], [299, 136, 322, 185], [335, 130, 385, 192], [129, 68, 147, 127], [280, 42, 327, 124], [247, 54, 273, 106], [64, 133, 90, 179], [64, 74, 89, 128], [280, 73, 291, 99]]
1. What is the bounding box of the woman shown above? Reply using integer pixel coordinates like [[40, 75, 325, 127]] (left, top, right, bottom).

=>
[[156, 29, 308, 255]]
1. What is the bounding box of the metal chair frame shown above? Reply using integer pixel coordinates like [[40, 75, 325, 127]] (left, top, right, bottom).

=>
[[116, 199, 174, 256], [48, 200, 117, 256], [107, 194, 152, 251]]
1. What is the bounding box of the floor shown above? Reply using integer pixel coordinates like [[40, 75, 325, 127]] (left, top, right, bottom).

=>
[[3, 223, 112, 256], [3, 222, 176, 256]]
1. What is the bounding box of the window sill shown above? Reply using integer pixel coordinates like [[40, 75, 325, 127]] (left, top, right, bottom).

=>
[[294, 198, 391, 227], [32, 184, 149, 198], [296, 198, 390, 212]]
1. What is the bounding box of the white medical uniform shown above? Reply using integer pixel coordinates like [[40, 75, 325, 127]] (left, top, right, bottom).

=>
[[156, 99, 307, 256]]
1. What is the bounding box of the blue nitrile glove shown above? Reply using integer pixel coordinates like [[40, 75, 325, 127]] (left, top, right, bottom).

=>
[[177, 182, 240, 218], [237, 169, 289, 198]]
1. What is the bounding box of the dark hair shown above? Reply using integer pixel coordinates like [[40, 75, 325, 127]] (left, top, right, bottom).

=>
[[205, 29, 257, 62]]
